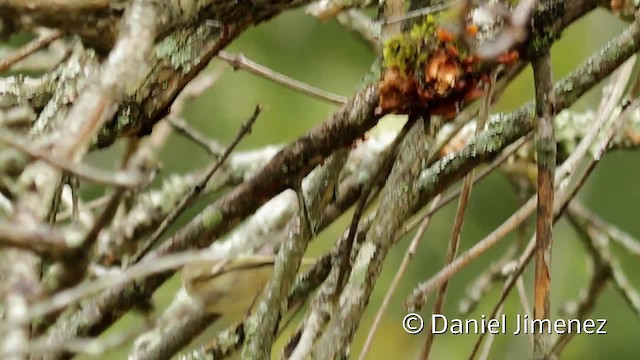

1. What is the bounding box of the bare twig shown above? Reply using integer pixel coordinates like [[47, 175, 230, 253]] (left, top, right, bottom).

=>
[[0, 132, 149, 188], [166, 117, 225, 156], [422, 72, 497, 359], [406, 54, 633, 310], [359, 195, 442, 360], [131, 105, 262, 263], [469, 238, 536, 360], [217, 51, 347, 105], [0, 29, 62, 73], [567, 202, 640, 258], [0, 222, 68, 258], [381, 0, 463, 26], [336, 10, 381, 53], [334, 116, 414, 298], [552, 211, 610, 356]]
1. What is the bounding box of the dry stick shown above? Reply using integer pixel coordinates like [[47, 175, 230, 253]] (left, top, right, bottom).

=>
[[457, 181, 531, 318], [422, 72, 498, 360], [240, 179, 314, 358], [468, 239, 535, 360], [130, 105, 262, 263], [397, 133, 531, 251], [457, 244, 517, 315], [413, 133, 533, 236], [469, 181, 574, 359], [217, 51, 347, 105], [477, 300, 502, 360], [514, 197, 534, 350], [358, 195, 443, 360], [50, 188, 127, 289], [516, 277, 534, 348], [336, 10, 381, 53], [0, 222, 67, 258], [0, 30, 62, 72], [381, 0, 463, 26], [2, 326, 144, 357], [56, 194, 111, 221], [166, 117, 224, 156], [568, 203, 640, 258], [334, 116, 416, 298], [531, 48, 556, 359], [165, 67, 227, 156], [551, 212, 610, 357], [468, 198, 535, 360], [0, 132, 147, 188], [406, 54, 632, 311], [468, 74, 639, 360]]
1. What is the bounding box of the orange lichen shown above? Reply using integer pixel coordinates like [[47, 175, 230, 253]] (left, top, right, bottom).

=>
[[436, 27, 456, 43], [465, 24, 479, 37], [378, 17, 521, 119], [424, 48, 464, 97], [497, 50, 520, 65], [377, 66, 418, 115], [446, 44, 459, 57]]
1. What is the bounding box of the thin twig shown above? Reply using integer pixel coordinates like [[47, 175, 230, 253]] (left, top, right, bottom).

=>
[[130, 105, 262, 263], [516, 277, 534, 348], [0, 222, 68, 258], [381, 0, 463, 26], [336, 10, 381, 53], [567, 202, 640, 258], [333, 116, 415, 299], [166, 116, 224, 156], [552, 212, 610, 356], [56, 195, 111, 221], [359, 195, 442, 360], [422, 72, 497, 359], [0, 30, 63, 73], [470, 73, 637, 359], [165, 66, 227, 156], [1, 327, 144, 357], [408, 132, 533, 238], [0, 132, 148, 188], [468, 238, 536, 360], [406, 59, 630, 310], [217, 51, 347, 105]]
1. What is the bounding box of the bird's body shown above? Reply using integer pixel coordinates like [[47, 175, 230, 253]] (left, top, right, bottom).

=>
[[182, 255, 315, 316]]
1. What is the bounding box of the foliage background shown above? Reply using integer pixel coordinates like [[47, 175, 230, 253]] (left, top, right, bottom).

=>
[[7, 7, 634, 359]]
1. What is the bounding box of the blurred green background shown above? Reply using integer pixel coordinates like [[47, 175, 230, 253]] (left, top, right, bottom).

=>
[[6, 5, 639, 360]]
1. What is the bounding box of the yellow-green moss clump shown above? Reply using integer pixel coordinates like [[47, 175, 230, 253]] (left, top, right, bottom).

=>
[[382, 16, 437, 77]]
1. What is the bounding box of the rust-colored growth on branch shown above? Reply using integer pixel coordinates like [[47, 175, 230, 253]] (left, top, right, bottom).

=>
[[377, 17, 519, 119]]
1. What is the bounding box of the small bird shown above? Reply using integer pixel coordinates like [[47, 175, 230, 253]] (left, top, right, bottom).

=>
[[181, 255, 315, 317]]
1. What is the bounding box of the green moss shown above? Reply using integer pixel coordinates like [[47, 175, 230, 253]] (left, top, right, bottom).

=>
[[381, 16, 438, 76]]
